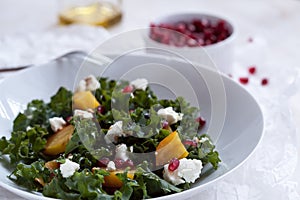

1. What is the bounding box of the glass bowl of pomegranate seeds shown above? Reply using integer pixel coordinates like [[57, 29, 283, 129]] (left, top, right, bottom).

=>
[[145, 13, 236, 74]]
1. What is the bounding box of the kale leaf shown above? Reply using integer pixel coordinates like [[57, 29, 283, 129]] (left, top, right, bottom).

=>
[[0, 126, 48, 164], [187, 134, 221, 169]]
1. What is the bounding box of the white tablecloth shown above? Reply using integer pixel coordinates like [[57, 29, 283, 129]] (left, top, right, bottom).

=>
[[0, 0, 300, 199]]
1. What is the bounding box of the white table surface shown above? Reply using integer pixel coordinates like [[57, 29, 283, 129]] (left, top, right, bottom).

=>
[[0, 0, 300, 199]]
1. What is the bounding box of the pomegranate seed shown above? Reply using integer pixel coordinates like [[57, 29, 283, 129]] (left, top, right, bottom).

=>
[[65, 116, 72, 123], [239, 77, 249, 84], [150, 18, 230, 48], [168, 158, 180, 172], [248, 37, 253, 43], [123, 159, 134, 169], [196, 116, 206, 128], [162, 121, 169, 129], [175, 22, 187, 33], [187, 38, 198, 47], [97, 105, 105, 114], [248, 66, 256, 74], [114, 158, 125, 169], [188, 24, 196, 32], [261, 78, 269, 86], [97, 157, 110, 168], [183, 139, 197, 147], [122, 85, 134, 93]]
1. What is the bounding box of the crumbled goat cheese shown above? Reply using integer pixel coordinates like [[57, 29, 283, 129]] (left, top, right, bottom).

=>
[[115, 144, 129, 161], [76, 75, 100, 92], [107, 161, 116, 171], [130, 78, 148, 91], [199, 137, 210, 143], [193, 136, 200, 143], [157, 107, 184, 125], [76, 80, 86, 92], [129, 146, 134, 153], [60, 159, 80, 178], [49, 117, 66, 132], [26, 126, 32, 131], [74, 109, 93, 119], [104, 121, 124, 143], [163, 158, 203, 185]]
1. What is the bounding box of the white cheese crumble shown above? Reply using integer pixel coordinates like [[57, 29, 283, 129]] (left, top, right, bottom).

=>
[[157, 107, 184, 125], [26, 126, 32, 131], [163, 158, 203, 185], [49, 117, 66, 132], [104, 121, 124, 143], [129, 146, 134, 153], [115, 144, 129, 161], [76, 75, 100, 92], [60, 159, 80, 178], [74, 109, 94, 119], [193, 136, 200, 143], [130, 78, 148, 91], [199, 137, 210, 143], [107, 161, 116, 171]]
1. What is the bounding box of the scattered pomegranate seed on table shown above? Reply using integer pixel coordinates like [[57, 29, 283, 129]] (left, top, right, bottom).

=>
[[248, 66, 256, 74], [261, 78, 269, 86], [168, 158, 180, 171], [239, 77, 249, 84]]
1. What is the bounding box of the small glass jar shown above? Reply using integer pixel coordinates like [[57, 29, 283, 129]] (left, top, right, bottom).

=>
[[58, 0, 122, 27]]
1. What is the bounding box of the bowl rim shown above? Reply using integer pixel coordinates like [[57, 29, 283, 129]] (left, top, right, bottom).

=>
[[148, 12, 237, 50]]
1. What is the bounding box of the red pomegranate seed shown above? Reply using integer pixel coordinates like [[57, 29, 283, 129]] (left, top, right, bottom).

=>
[[124, 159, 134, 169], [168, 158, 180, 172], [114, 158, 125, 169], [196, 116, 206, 128], [162, 121, 169, 129], [183, 139, 197, 147], [150, 18, 230, 48], [187, 38, 198, 47], [122, 85, 134, 93], [248, 66, 256, 74], [97, 105, 105, 114], [261, 78, 269, 86], [175, 22, 187, 33], [65, 116, 73, 123], [239, 77, 249, 84], [97, 157, 110, 168]]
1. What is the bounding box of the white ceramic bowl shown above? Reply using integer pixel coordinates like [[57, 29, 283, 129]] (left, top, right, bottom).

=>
[[0, 52, 262, 200], [144, 13, 236, 74]]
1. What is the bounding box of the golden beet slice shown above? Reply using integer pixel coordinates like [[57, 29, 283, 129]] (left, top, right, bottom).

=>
[[43, 125, 75, 156], [103, 170, 135, 188], [73, 91, 100, 110], [45, 160, 60, 170], [156, 131, 189, 166]]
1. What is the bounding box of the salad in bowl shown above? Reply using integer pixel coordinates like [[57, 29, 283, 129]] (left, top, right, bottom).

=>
[[0, 74, 220, 199]]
